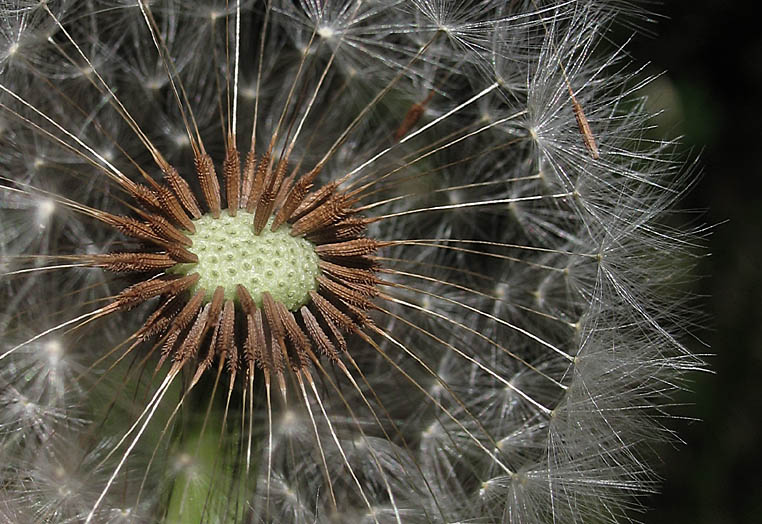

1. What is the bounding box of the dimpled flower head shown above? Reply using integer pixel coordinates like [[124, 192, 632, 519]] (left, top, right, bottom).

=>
[[0, 1, 703, 523]]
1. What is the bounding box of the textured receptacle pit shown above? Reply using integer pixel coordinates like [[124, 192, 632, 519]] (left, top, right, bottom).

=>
[[171, 211, 320, 310]]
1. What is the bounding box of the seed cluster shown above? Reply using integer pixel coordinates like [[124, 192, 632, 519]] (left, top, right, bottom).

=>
[[92, 143, 384, 383]]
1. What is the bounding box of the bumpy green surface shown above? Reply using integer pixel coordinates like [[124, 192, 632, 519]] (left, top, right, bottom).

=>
[[171, 211, 320, 310]]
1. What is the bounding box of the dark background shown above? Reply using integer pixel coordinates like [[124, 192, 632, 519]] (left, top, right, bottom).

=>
[[624, 3, 762, 523]]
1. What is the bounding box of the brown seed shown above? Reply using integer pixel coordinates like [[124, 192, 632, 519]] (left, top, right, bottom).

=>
[[224, 143, 241, 216], [163, 164, 202, 219], [290, 193, 350, 237], [114, 274, 199, 311], [306, 216, 370, 243], [165, 243, 199, 264], [140, 210, 192, 246], [244, 313, 257, 371], [301, 306, 340, 361], [173, 304, 210, 363], [207, 287, 226, 329], [261, 291, 284, 340], [254, 160, 288, 234], [160, 288, 206, 361], [272, 168, 320, 230], [275, 301, 311, 370], [292, 181, 337, 220], [130, 182, 161, 209], [136, 296, 183, 342], [226, 338, 240, 377], [262, 292, 287, 374], [194, 321, 220, 381], [169, 288, 207, 334], [315, 238, 383, 258], [218, 299, 238, 375], [101, 213, 165, 245], [271, 333, 287, 375], [90, 252, 176, 273], [318, 260, 378, 285], [246, 153, 270, 213], [195, 152, 222, 218], [240, 150, 257, 210], [309, 290, 357, 334], [236, 284, 257, 315], [155, 183, 195, 233], [272, 171, 296, 217], [252, 309, 271, 372], [317, 275, 377, 309], [253, 185, 276, 234]]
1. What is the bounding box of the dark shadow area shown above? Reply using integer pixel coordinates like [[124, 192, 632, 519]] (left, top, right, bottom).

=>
[[626, 3, 762, 523]]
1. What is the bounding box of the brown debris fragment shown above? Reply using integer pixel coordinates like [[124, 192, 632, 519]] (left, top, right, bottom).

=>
[[569, 87, 600, 160], [394, 90, 435, 141], [395, 103, 424, 142]]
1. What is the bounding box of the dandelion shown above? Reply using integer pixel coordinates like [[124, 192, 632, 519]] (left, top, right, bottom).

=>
[[0, 1, 704, 523]]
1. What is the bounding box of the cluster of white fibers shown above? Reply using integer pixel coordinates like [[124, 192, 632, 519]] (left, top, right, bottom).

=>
[[0, 1, 704, 523]]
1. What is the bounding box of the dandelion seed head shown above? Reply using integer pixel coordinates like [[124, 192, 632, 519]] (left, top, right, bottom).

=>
[[0, 1, 705, 522]]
